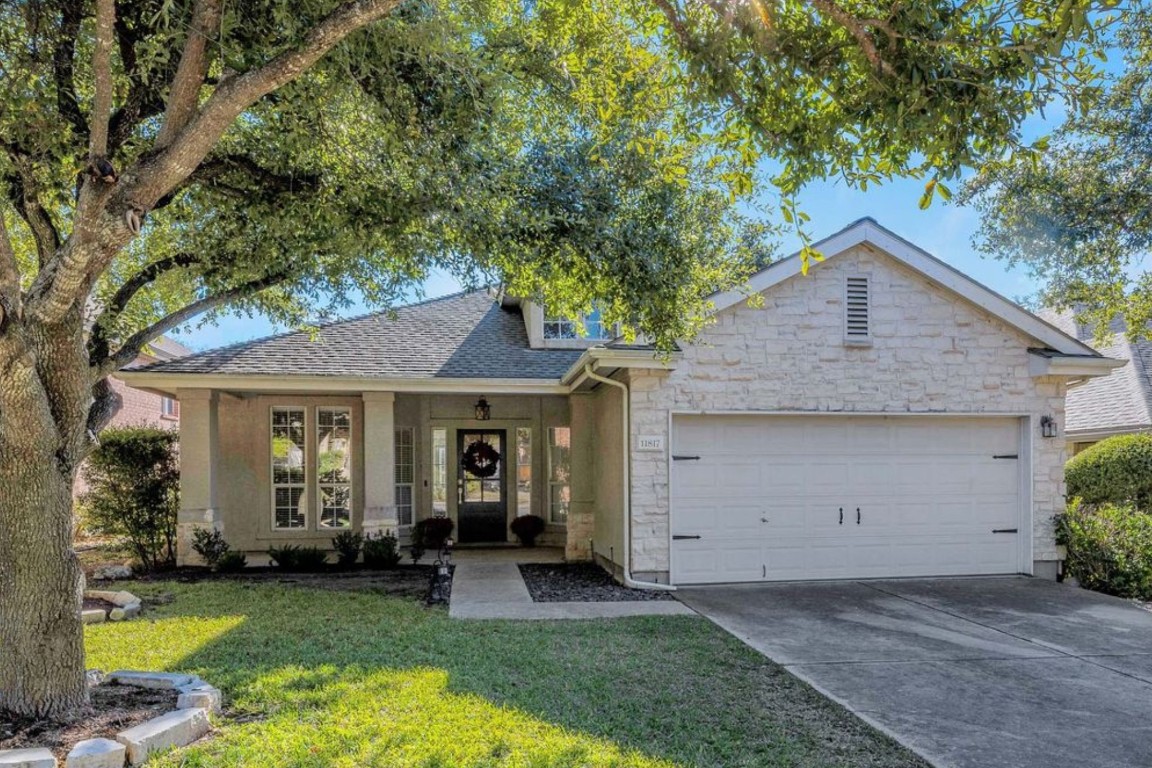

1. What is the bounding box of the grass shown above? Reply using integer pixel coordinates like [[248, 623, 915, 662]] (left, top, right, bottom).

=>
[[85, 580, 927, 768]]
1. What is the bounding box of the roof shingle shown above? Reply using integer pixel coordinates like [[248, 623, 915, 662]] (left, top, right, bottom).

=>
[[137, 290, 584, 380]]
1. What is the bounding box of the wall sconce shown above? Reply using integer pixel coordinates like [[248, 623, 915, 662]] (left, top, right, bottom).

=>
[[474, 396, 491, 421], [1040, 415, 1058, 438]]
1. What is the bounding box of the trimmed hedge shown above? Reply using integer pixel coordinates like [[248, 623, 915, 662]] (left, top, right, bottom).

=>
[[1066, 434, 1152, 507], [1057, 499, 1152, 600]]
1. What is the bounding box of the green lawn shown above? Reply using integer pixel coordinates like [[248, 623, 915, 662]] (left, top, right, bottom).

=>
[[85, 580, 926, 768]]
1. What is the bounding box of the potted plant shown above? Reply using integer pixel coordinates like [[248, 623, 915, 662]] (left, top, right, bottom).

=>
[[510, 514, 546, 547], [414, 516, 455, 548]]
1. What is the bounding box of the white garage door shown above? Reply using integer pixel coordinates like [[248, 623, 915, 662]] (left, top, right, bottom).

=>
[[670, 415, 1024, 584]]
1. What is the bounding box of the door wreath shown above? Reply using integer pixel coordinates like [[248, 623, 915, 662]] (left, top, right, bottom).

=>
[[462, 440, 501, 479]]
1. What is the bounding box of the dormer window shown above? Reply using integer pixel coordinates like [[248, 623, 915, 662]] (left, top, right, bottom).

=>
[[543, 306, 614, 341]]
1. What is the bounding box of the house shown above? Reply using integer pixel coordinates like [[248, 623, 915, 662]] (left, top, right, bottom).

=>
[[117, 218, 1123, 585], [1038, 311, 1152, 455]]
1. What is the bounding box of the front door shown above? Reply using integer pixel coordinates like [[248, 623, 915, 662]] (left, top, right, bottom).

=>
[[457, 430, 507, 543]]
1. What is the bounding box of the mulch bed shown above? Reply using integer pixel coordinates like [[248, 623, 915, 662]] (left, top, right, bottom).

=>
[[518, 563, 676, 602], [121, 565, 442, 600], [0, 683, 177, 760]]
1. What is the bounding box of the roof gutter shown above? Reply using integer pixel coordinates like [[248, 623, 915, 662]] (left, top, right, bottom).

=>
[[1026, 353, 1127, 380], [582, 363, 675, 592]]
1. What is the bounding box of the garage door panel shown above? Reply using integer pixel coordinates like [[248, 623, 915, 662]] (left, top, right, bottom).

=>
[[671, 415, 1024, 584]]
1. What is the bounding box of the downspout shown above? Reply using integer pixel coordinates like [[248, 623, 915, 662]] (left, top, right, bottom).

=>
[[583, 364, 676, 592]]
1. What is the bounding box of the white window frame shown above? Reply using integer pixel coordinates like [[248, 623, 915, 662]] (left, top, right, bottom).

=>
[[547, 426, 571, 525], [160, 396, 178, 420], [395, 426, 415, 527], [317, 407, 353, 529], [431, 427, 448, 516], [271, 406, 308, 531], [844, 275, 872, 345], [516, 427, 532, 517], [542, 307, 616, 341]]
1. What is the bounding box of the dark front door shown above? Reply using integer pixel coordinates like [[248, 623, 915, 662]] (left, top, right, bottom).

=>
[[457, 430, 507, 543]]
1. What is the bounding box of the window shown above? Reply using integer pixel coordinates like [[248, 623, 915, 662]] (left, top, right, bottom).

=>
[[395, 427, 415, 526], [317, 408, 352, 528], [543, 306, 614, 340], [271, 407, 307, 530], [845, 276, 871, 342], [431, 428, 448, 515], [160, 397, 179, 420], [547, 427, 571, 524], [516, 427, 532, 517]]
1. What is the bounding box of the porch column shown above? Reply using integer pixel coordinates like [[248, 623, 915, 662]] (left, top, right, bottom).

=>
[[176, 388, 219, 566], [362, 392, 396, 535], [566, 393, 595, 561]]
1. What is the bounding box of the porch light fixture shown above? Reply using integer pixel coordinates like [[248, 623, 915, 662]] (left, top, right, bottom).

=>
[[1040, 415, 1058, 438], [474, 397, 491, 421]]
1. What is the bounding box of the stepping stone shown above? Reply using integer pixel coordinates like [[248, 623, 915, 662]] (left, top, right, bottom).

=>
[[116, 708, 210, 766], [81, 609, 107, 625], [65, 739, 125, 768], [108, 671, 194, 689], [0, 748, 57, 767]]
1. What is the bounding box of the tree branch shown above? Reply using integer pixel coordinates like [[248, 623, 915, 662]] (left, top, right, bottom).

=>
[[89, 0, 116, 160], [2, 153, 61, 267], [155, 0, 222, 149], [806, 0, 896, 76], [52, 0, 88, 140], [28, 0, 404, 327], [0, 211, 21, 332], [96, 270, 291, 376], [87, 252, 203, 362]]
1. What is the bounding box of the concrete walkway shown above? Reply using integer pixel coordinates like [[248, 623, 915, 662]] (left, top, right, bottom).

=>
[[680, 577, 1152, 768], [448, 550, 694, 620]]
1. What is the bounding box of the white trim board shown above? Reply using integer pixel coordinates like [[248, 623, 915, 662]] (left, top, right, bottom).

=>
[[709, 217, 1102, 359]]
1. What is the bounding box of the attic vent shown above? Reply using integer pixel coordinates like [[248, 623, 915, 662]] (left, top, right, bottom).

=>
[[845, 276, 871, 342]]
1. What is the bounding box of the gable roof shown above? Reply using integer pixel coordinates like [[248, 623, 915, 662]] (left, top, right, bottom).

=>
[[133, 290, 584, 380], [1041, 311, 1152, 438], [710, 217, 1102, 358]]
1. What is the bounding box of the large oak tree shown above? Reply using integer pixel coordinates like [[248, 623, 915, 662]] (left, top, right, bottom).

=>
[[0, 0, 1108, 718]]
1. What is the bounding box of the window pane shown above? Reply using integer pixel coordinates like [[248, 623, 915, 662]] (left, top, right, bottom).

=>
[[516, 427, 531, 517], [318, 408, 351, 484], [548, 427, 571, 524], [272, 407, 307, 529], [395, 427, 415, 527], [431, 428, 447, 515], [319, 486, 351, 528]]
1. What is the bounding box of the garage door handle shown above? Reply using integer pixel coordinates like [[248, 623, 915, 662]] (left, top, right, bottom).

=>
[[992, 528, 1018, 534], [672, 455, 701, 461], [673, 535, 702, 540], [839, 507, 843, 525], [857, 507, 861, 525]]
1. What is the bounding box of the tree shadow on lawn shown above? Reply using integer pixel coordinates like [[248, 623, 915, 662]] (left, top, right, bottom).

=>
[[83, 581, 927, 768]]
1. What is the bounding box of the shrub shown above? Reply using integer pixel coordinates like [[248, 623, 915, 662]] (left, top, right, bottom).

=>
[[191, 528, 231, 570], [362, 531, 402, 569], [216, 550, 248, 572], [409, 540, 426, 564], [1066, 434, 1152, 507], [268, 545, 328, 571], [1057, 499, 1152, 600], [510, 514, 546, 546], [332, 531, 363, 567], [82, 426, 179, 572], [414, 517, 454, 548]]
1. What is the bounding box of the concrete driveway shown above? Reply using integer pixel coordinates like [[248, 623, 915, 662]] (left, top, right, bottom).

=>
[[678, 578, 1152, 768]]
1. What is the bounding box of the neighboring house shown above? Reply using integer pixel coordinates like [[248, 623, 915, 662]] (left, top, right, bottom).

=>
[[1040, 311, 1151, 456], [118, 218, 1122, 584]]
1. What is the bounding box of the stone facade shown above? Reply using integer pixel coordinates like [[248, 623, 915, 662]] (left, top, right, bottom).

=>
[[629, 244, 1069, 581]]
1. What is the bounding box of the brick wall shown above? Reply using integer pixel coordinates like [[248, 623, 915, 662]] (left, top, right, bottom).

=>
[[629, 243, 1068, 579]]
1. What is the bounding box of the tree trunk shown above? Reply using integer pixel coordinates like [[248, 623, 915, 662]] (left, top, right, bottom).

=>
[[0, 440, 88, 719], [0, 321, 90, 719]]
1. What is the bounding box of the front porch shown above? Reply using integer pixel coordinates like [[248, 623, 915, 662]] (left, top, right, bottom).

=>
[[174, 388, 619, 566]]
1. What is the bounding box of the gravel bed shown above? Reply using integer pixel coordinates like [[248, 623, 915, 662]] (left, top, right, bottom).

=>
[[518, 563, 676, 602]]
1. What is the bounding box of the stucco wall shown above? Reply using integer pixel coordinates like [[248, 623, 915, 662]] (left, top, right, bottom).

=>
[[629, 243, 1068, 581]]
